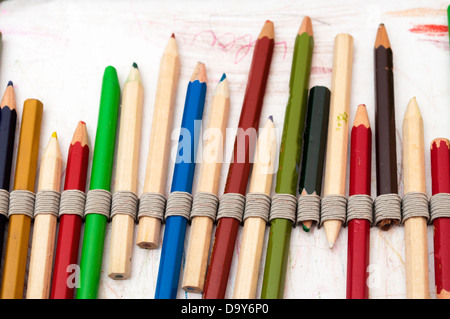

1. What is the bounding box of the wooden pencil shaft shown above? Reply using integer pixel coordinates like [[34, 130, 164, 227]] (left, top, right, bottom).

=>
[[323, 33, 353, 196], [402, 99, 429, 299], [138, 36, 180, 249], [109, 65, 144, 279], [233, 217, 266, 298], [27, 135, 62, 299], [233, 119, 275, 298], [182, 77, 229, 292], [1, 99, 43, 299]]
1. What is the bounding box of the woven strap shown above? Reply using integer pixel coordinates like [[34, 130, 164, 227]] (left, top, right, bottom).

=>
[[59, 189, 86, 218], [165, 191, 193, 221], [85, 189, 112, 219], [0, 189, 9, 218], [190, 192, 219, 220], [320, 194, 347, 227], [216, 193, 246, 223], [34, 190, 61, 218], [8, 190, 36, 218], [138, 192, 166, 221], [430, 193, 450, 223], [111, 191, 139, 220], [243, 193, 271, 223], [346, 194, 373, 224], [402, 192, 429, 223], [269, 193, 297, 224], [373, 193, 401, 226], [297, 194, 320, 225]]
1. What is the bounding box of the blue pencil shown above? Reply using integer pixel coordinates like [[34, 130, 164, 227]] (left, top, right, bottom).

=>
[[155, 62, 207, 299]]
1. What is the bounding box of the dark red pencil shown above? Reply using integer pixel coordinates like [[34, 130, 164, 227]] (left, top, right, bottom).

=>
[[430, 138, 450, 299], [51, 121, 89, 299], [203, 20, 274, 299], [346, 105, 372, 299]]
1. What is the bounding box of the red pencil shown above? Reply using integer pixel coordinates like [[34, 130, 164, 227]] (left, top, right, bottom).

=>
[[430, 138, 450, 299], [203, 20, 274, 299], [346, 105, 372, 299], [51, 121, 89, 299]]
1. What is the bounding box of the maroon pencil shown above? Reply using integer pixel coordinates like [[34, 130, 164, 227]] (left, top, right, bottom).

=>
[[203, 20, 274, 299]]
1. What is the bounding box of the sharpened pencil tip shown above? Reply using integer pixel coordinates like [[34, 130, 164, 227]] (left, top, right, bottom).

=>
[[171, 33, 175, 38], [268, 115, 273, 122], [52, 132, 58, 139], [220, 73, 226, 82], [7, 81, 13, 87], [328, 242, 334, 249], [132, 62, 138, 69]]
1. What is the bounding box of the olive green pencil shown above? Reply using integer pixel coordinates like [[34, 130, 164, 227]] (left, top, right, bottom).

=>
[[261, 16, 314, 299]]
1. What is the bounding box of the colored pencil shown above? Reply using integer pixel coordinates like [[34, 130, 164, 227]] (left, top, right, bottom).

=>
[[182, 74, 229, 293], [137, 34, 180, 249], [51, 121, 89, 299], [431, 138, 450, 299], [155, 62, 207, 299], [233, 117, 276, 299], [298, 86, 330, 232], [374, 24, 398, 230], [203, 20, 274, 299], [1, 98, 43, 299], [0, 82, 17, 260], [402, 97, 429, 299], [27, 132, 62, 299], [322, 33, 353, 249], [346, 104, 371, 299], [108, 63, 144, 279], [77, 66, 120, 299], [261, 17, 313, 299]]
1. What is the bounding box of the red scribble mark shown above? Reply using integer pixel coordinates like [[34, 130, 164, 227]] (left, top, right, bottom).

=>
[[409, 24, 448, 36], [192, 30, 287, 64]]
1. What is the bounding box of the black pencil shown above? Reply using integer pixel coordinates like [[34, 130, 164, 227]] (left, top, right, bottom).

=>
[[0, 81, 17, 257]]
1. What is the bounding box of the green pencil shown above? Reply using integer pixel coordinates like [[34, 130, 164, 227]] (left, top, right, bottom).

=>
[[261, 16, 314, 299], [77, 66, 120, 299]]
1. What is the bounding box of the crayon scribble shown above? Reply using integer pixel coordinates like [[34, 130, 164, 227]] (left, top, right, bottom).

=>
[[409, 24, 448, 36], [192, 30, 287, 64]]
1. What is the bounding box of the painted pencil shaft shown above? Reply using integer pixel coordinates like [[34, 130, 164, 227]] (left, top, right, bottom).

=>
[[203, 20, 274, 299], [1, 99, 43, 299], [137, 36, 180, 249], [77, 66, 120, 299], [298, 86, 330, 231], [374, 24, 398, 230], [51, 121, 89, 299], [346, 105, 371, 299], [0, 82, 17, 261], [431, 138, 450, 299], [155, 63, 207, 299], [261, 17, 313, 299]]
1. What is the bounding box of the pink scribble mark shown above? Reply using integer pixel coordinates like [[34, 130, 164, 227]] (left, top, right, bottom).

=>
[[312, 66, 332, 74], [192, 30, 287, 64]]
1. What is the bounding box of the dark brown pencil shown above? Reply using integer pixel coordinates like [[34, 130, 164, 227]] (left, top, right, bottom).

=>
[[374, 24, 398, 230]]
